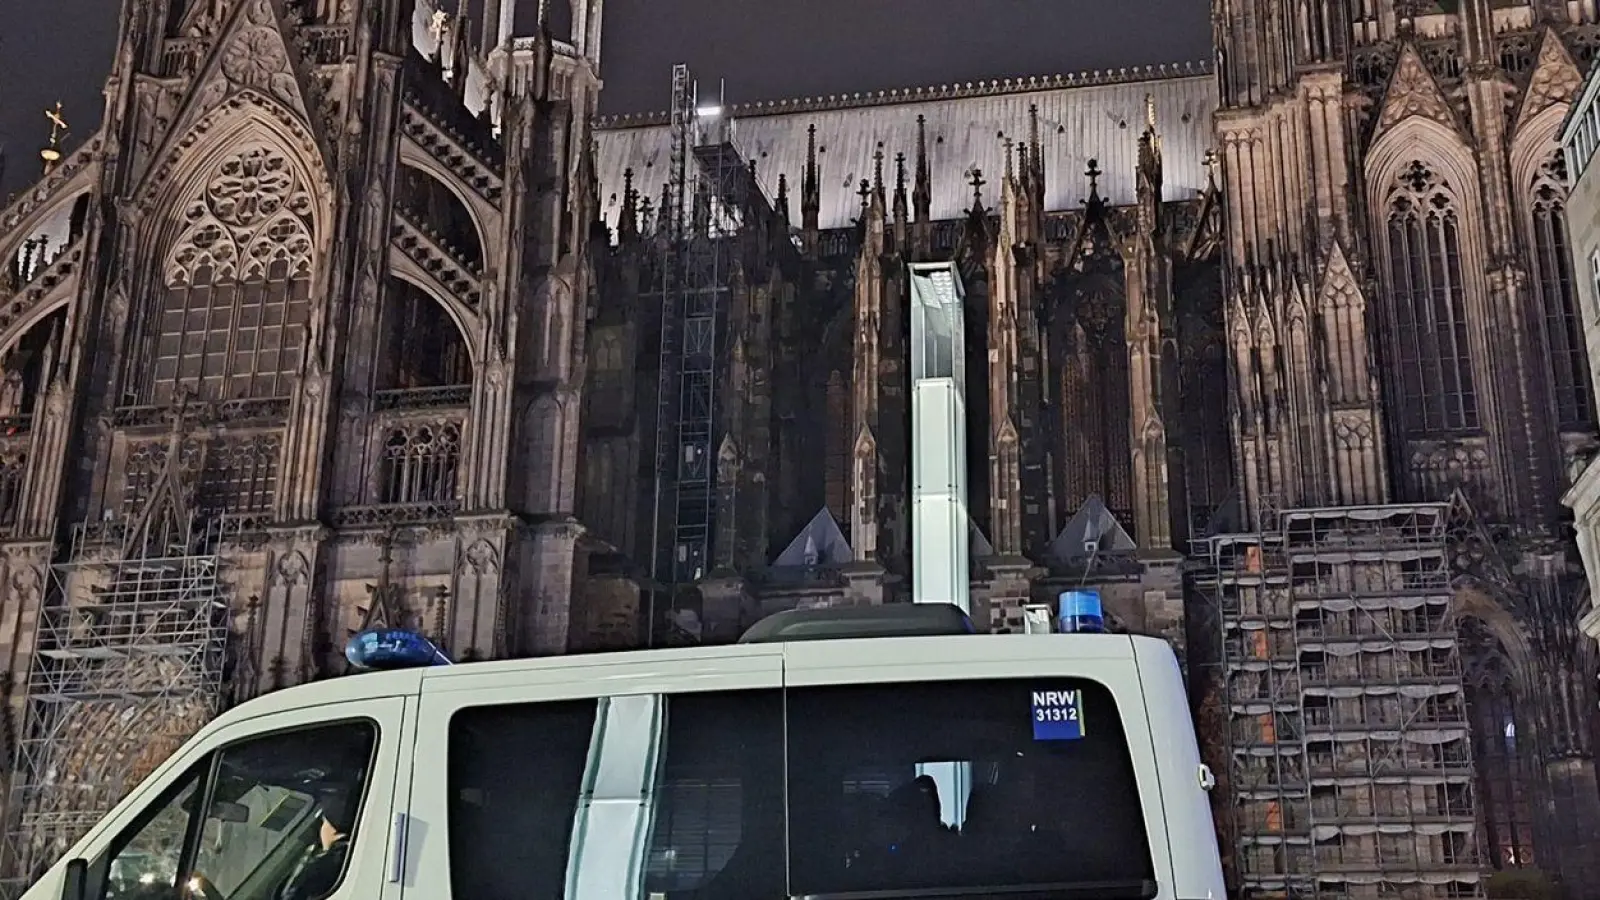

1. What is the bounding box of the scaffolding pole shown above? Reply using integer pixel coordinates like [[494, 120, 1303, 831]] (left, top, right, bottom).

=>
[[0, 513, 232, 896], [1201, 503, 1486, 900]]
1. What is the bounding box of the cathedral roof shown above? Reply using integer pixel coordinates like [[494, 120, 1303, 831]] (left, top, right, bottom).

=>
[[594, 64, 1217, 234]]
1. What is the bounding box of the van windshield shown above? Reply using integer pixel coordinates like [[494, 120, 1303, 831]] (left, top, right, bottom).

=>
[[448, 677, 1156, 899]]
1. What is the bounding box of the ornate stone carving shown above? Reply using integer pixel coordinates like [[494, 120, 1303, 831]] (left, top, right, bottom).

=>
[[1516, 29, 1583, 129], [1317, 243, 1363, 311], [1409, 437, 1492, 500], [1332, 411, 1375, 449], [273, 549, 310, 587], [7, 565, 42, 605], [1374, 44, 1457, 138], [463, 538, 500, 575], [165, 146, 314, 286]]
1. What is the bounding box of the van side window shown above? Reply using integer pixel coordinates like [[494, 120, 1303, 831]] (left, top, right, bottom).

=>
[[96, 721, 377, 900], [100, 764, 205, 899], [448, 689, 784, 898]]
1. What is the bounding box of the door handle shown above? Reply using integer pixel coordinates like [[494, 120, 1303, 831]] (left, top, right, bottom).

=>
[[388, 812, 409, 884]]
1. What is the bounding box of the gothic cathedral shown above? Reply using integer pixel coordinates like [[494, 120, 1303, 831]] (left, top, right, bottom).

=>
[[0, 0, 1597, 895]]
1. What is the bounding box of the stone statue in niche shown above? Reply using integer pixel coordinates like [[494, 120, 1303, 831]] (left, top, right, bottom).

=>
[[0, 354, 25, 418]]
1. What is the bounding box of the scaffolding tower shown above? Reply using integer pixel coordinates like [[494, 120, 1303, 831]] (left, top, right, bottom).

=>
[[647, 63, 768, 637], [0, 509, 231, 895], [1195, 503, 1484, 900]]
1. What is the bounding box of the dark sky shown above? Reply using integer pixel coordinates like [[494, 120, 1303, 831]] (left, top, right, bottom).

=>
[[1, 0, 1210, 197]]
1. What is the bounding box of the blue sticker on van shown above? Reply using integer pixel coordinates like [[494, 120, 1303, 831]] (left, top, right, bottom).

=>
[[1031, 689, 1086, 741]]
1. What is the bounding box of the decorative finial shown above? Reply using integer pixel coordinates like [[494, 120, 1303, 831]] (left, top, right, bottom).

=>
[[41, 102, 68, 172], [1202, 149, 1220, 186], [1144, 93, 1156, 131]]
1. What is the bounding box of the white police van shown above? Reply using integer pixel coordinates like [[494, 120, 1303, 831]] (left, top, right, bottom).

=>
[[25, 601, 1225, 900]]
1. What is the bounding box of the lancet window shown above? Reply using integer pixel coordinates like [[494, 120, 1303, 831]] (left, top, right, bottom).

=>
[[1527, 152, 1593, 429], [378, 422, 461, 506], [1381, 161, 1478, 435], [137, 145, 314, 407]]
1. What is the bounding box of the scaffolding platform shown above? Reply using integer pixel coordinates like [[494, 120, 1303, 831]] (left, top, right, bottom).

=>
[[1194, 502, 1484, 900], [0, 514, 232, 896]]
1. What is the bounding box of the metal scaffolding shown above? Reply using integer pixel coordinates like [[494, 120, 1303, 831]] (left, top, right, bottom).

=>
[[646, 63, 763, 636], [0, 506, 231, 894], [1195, 503, 1484, 900]]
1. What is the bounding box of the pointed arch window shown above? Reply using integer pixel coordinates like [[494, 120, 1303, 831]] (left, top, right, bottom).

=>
[[1462, 620, 1540, 870], [135, 145, 314, 407], [1382, 161, 1478, 435], [1528, 152, 1593, 429]]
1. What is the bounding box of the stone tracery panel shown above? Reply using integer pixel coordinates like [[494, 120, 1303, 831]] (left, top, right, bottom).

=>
[[136, 144, 316, 407], [377, 420, 462, 506], [1379, 160, 1479, 437]]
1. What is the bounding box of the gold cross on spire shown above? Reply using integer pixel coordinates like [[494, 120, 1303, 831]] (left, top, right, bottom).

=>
[[41, 102, 68, 171]]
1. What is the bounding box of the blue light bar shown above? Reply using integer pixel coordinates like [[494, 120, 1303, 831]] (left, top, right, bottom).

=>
[[345, 628, 453, 672], [1057, 590, 1106, 634]]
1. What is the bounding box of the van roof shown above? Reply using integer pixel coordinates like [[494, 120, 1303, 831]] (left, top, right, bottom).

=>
[[210, 632, 1160, 733]]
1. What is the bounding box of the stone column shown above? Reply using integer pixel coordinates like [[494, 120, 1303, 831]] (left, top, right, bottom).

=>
[[518, 518, 584, 655]]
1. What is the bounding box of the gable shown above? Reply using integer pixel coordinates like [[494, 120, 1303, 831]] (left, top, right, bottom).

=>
[[138, 0, 334, 203], [1373, 44, 1460, 142], [1516, 28, 1584, 132]]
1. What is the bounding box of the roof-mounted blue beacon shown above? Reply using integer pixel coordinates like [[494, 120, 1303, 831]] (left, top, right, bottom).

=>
[[345, 628, 453, 672], [1058, 589, 1106, 634]]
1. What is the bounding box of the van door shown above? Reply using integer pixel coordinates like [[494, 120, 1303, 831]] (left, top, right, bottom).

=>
[[404, 648, 785, 899], [27, 697, 409, 900]]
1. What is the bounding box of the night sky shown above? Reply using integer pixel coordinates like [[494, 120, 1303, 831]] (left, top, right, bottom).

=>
[[1, 0, 1211, 197]]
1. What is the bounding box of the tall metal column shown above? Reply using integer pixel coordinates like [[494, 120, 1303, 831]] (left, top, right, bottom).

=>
[[908, 261, 970, 610]]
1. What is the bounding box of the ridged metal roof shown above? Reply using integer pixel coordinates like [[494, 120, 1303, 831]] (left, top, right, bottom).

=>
[[594, 70, 1218, 234]]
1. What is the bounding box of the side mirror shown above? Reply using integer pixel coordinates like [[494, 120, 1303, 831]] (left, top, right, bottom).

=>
[[60, 858, 86, 900]]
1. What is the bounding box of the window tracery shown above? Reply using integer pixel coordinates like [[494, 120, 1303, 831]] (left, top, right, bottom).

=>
[[139, 144, 315, 407], [194, 434, 281, 514], [378, 422, 461, 506], [1527, 152, 1593, 429], [1381, 160, 1478, 435]]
